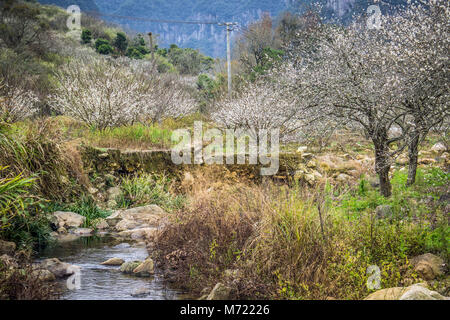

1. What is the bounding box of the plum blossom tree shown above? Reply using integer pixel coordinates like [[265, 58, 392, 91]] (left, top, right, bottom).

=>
[[212, 64, 321, 142], [290, 21, 412, 197], [50, 57, 196, 129], [381, 0, 449, 185], [0, 83, 38, 122]]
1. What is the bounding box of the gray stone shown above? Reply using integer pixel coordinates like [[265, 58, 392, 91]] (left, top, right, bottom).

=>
[[400, 284, 449, 300], [107, 187, 122, 201], [365, 283, 449, 300], [101, 258, 125, 266], [431, 142, 446, 153], [120, 261, 142, 274], [71, 228, 93, 236], [40, 258, 77, 278], [410, 253, 445, 281], [53, 211, 86, 229], [368, 176, 380, 188], [95, 219, 109, 230], [131, 287, 151, 297], [133, 258, 155, 277], [206, 283, 231, 300], [336, 173, 351, 183]]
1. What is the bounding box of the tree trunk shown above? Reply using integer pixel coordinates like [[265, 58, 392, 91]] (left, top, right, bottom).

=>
[[374, 140, 392, 198], [407, 132, 420, 186]]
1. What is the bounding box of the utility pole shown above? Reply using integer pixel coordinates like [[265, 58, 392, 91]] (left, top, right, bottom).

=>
[[148, 32, 155, 61], [220, 22, 237, 98]]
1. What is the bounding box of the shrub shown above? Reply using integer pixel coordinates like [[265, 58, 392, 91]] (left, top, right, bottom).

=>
[[154, 177, 432, 299], [0, 261, 58, 300], [94, 38, 110, 51], [81, 29, 92, 44], [97, 43, 113, 55], [113, 32, 128, 53]]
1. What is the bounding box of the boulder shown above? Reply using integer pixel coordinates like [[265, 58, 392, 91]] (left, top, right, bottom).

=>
[[131, 287, 151, 297], [133, 258, 155, 277], [117, 227, 156, 240], [95, 219, 109, 230], [70, 228, 93, 236], [57, 227, 67, 234], [365, 287, 408, 300], [0, 239, 16, 255], [120, 205, 166, 224], [40, 258, 77, 278], [53, 211, 86, 229], [297, 146, 308, 153], [206, 283, 231, 300], [431, 142, 447, 153], [88, 187, 99, 195], [419, 158, 436, 165], [400, 284, 449, 300], [365, 283, 449, 300], [115, 219, 142, 232], [336, 173, 351, 183], [101, 258, 125, 266], [107, 187, 122, 201], [120, 261, 142, 274], [375, 205, 394, 219], [105, 211, 122, 227], [410, 253, 445, 281]]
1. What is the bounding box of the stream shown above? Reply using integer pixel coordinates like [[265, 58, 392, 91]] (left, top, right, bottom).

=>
[[38, 235, 186, 300]]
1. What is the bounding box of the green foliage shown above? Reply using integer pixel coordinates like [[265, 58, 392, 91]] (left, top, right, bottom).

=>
[[126, 45, 150, 60], [0, 167, 35, 232], [251, 47, 284, 77], [117, 173, 185, 212], [0, 166, 53, 250], [81, 29, 92, 44], [97, 43, 113, 55], [113, 32, 128, 53], [94, 38, 109, 50], [196, 73, 226, 112], [167, 45, 214, 75], [83, 123, 173, 149], [67, 196, 111, 227], [155, 54, 176, 73]]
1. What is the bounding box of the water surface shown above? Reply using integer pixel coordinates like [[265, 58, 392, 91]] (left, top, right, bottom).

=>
[[39, 236, 183, 300]]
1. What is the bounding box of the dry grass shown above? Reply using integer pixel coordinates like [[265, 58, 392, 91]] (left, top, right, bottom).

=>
[[153, 169, 429, 300]]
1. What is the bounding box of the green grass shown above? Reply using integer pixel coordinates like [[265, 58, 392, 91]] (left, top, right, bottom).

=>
[[67, 196, 111, 228], [83, 123, 173, 150], [116, 173, 186, 212], [339, 168, 449, 258]]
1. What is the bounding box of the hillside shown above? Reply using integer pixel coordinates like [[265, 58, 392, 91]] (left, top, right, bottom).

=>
[[37, 0, 409, 56]]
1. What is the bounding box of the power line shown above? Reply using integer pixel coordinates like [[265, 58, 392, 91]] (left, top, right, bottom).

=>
[[83, 10, 223, 25], [82, 10, 238, 97]]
